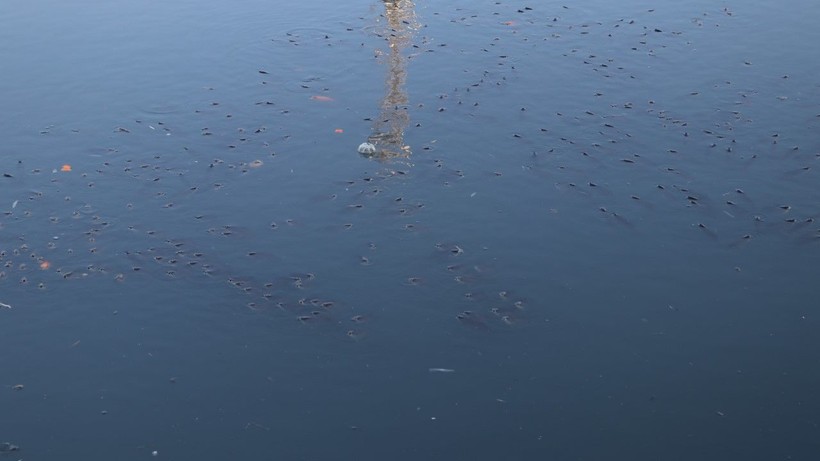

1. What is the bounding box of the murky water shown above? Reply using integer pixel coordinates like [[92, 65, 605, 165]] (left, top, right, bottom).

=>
[[2, 0, 819, 459]]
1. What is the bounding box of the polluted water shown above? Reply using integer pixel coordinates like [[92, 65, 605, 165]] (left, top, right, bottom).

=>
[[1, 0, 820, 460]]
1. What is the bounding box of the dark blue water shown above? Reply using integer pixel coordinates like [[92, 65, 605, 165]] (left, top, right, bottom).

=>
[[2, 1, 819, 459]]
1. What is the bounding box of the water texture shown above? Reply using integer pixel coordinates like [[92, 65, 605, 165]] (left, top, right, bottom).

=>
[[1, 1, 819, 459]]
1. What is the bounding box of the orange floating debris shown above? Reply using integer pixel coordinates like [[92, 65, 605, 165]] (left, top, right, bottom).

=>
[[39, 261, 51, 270], [502, 21, 517, 26], [60, 164, 72, 172], [310, 95, 334, 102], [334, 129, 344, 133]]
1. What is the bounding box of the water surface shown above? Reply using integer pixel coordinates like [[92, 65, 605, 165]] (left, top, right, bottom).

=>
[[2, 1, 819, 459]]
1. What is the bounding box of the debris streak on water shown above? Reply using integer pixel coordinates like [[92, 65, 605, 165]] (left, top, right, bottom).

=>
[[1, 0, 819, 459]]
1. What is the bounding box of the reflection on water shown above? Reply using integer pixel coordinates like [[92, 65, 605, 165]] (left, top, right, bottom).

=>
[[362, 0, 419, 160]]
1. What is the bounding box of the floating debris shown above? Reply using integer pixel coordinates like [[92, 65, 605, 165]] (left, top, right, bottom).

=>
[[357, 142, 377, 155], [0, 442, 20, 453]]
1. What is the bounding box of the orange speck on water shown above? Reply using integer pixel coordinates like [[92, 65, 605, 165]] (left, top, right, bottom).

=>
[[334, 129, 344, 133], [310, 95, 334, 102], [60, 164, 72, 172], [502, 20, 516, 26], [39, 261, 51, 270]]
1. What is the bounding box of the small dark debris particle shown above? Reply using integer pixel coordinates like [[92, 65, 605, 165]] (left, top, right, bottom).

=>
[[0, 442, 20, 452]]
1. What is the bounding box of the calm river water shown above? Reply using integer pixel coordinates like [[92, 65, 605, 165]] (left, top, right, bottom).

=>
[[1, 0, 819, 459]]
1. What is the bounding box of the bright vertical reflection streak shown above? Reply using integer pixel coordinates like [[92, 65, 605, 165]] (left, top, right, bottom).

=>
[[363, 0, 418, 161]]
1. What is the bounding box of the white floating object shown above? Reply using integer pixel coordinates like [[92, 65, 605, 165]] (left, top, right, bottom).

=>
[[428, 368, 455, 373], [357, 142, 377, 155]]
